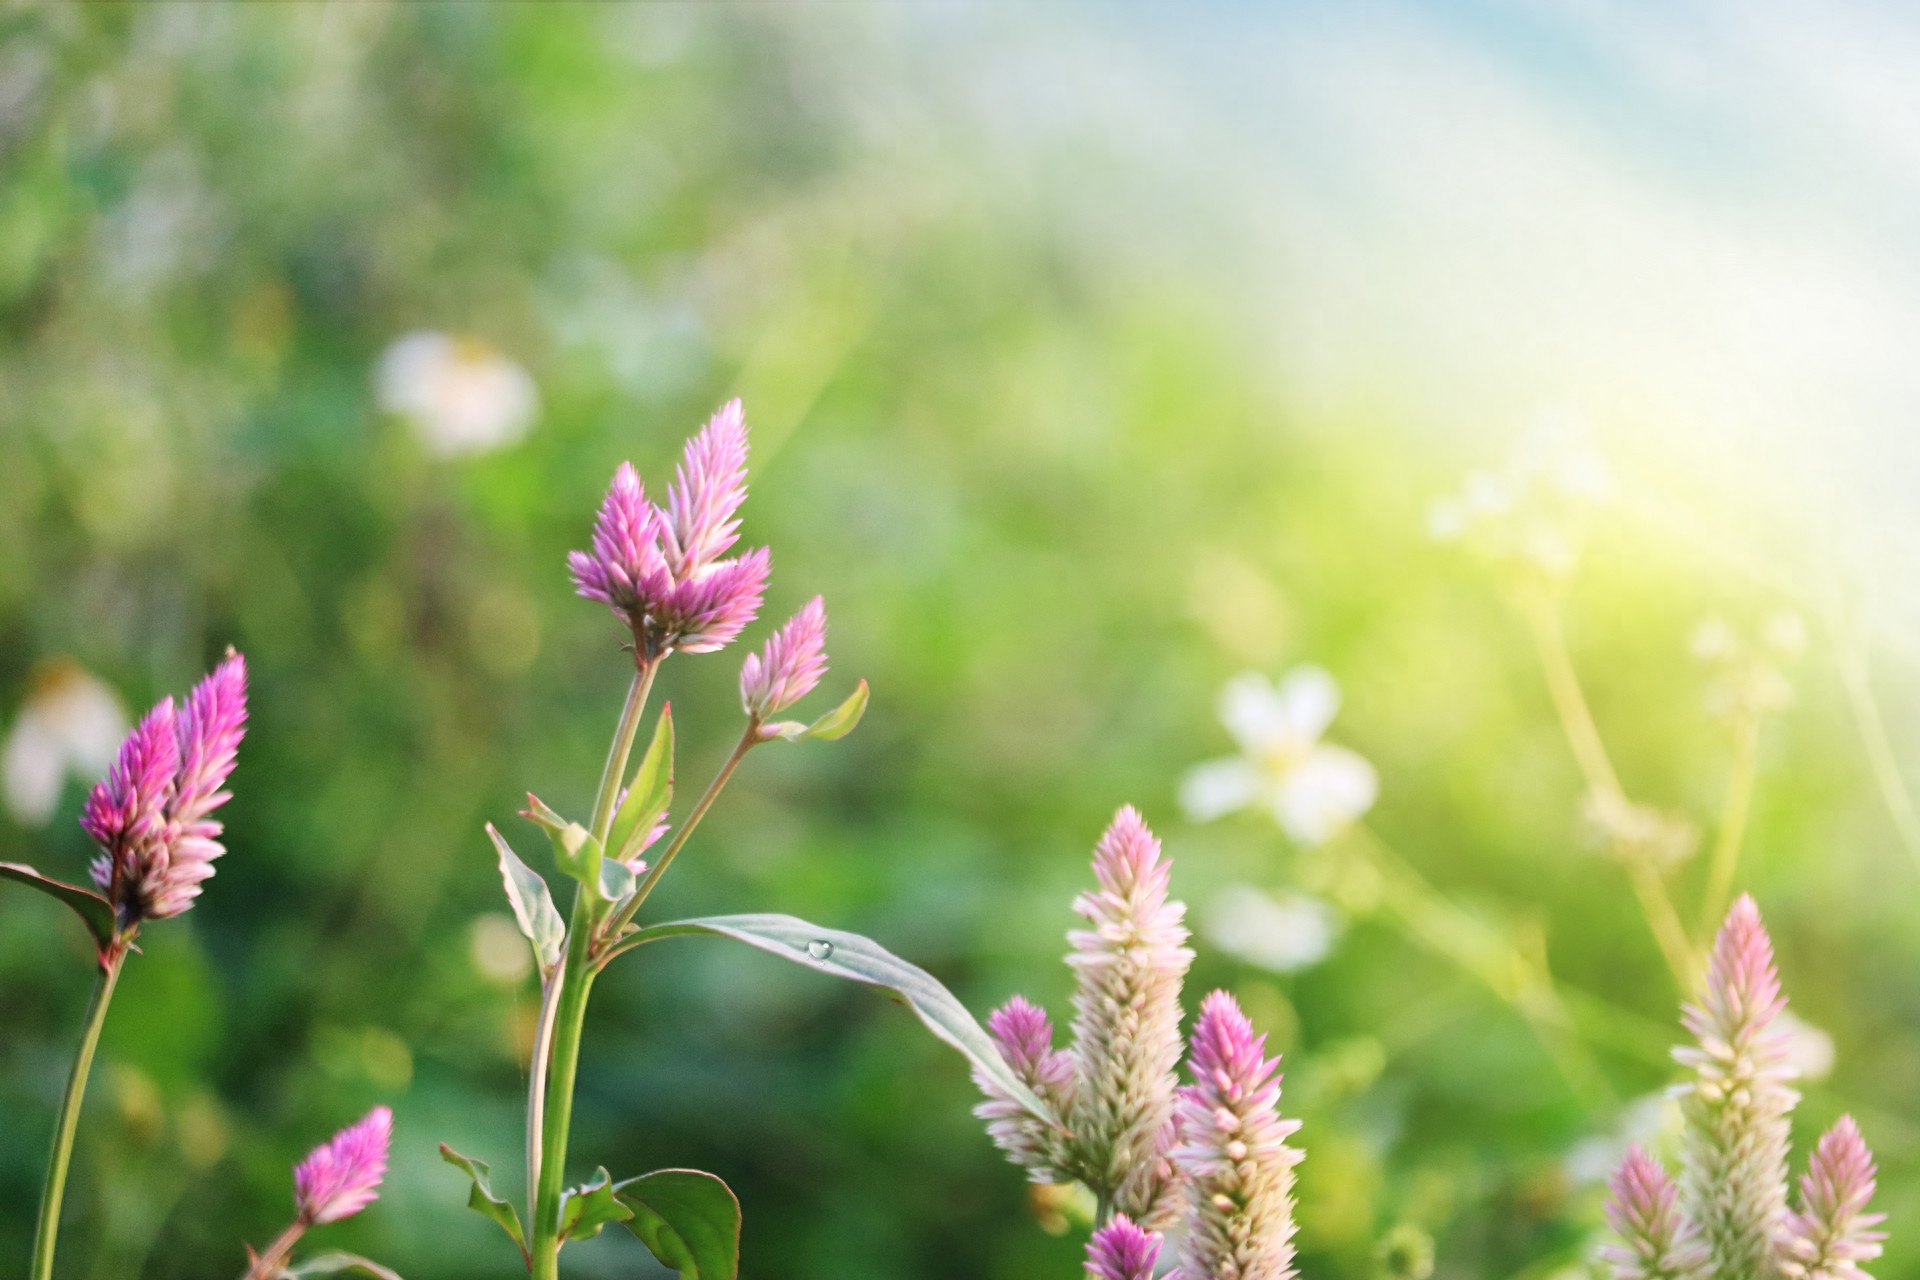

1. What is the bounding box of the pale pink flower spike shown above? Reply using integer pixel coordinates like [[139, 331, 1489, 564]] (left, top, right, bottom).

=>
[[1780, 1115, 1885, 1280], [741, 596, 829, 721], [1602, 1144, 1710, 1280], [294, 1105, 393, 1225]]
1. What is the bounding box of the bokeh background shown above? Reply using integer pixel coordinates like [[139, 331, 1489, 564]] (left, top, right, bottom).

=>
[[7, 4, 1920, 1278]]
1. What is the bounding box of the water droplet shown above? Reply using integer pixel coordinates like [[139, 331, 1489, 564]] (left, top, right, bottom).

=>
[[807, 940, 833, 960]]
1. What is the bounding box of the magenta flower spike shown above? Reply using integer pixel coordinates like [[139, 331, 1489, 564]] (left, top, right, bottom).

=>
[[973, 995, 1077, 1182], [1085, 1215, 1164, 1280], [568, 403, 770, 660], [740, 596, 829, 720], [1675, 894, 1797, 1280], [294, 1105, 393, 1225], [1172, 989, 1304, 1280], [1602, 1145, 1710, 1280], [83, 653, 248, 926], [1780, 1116, 1886, 1280], [1067, 806, 1194, 1225]]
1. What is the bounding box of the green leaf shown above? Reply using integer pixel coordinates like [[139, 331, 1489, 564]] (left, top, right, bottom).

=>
[[521, 794, 603, 890], [0, 862, 115, 952], [611, 706, 674, 866], [615, 1168, 741, 1280], [559, 1166, 634, 1241], [486, 825, 565, 971], [599, 856, 636, 903], [279, 1252, 405, 1280], [763, 679, 869, 743], [613, 912, 1058, 1129], [438, 1144, 528, 1260]]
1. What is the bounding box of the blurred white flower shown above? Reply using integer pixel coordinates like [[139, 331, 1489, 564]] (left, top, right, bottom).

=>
[[2, 659, 127, 827], [1428, 408, 1610, 582], [1777, 1010, 1836, 1082], [1181, 666, 1379, 845], [376, 331, 538, 457], [1205, 885, 1341, 973], [1565, 1091, 1683, 1185]]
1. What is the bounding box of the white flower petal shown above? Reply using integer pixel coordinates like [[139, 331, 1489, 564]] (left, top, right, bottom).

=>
[[1205, 885, 1341, 973], [2, 711, 66, 827], [1275, 664, 1341, 743], [1217, 671, 1296, 754], [1272, 744, 1378, 845], [1777, 1010, 1835, 1082], [1180, 757, 1261, 823]]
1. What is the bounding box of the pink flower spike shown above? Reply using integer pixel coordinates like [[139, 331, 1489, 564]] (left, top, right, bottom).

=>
[[740, 596, 829, 719], [1781, 1116, 1886, 1280], [570, 462, 668, 625], [81, 698, 179, 871], [974, 995, 1076, 1182], [294, 1105, 392, 1225], [1602, 1145, 1709, 1280], [664, 399, 750, 576], [657, 545, 770, 654], [1086, 1215, 1163, 1280]]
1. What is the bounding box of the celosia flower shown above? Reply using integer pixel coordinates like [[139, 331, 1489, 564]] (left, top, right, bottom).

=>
[[1180, 667, 1378, 845], [569, 402, 770, 659], [973, 995, 1076, 1182], [1602, 1144, 1711, 1280], [294, 1105, 393, 1225], [1172, 989, 1304, 1280], [1085, 1215, 1163, 1280], [1779, 1116, 1885, 1280], [1674, 895, 1797, 1280], [1067, 806, 1194, 1225], [740, 596, 829, 720], [82, 653, 248, 925]]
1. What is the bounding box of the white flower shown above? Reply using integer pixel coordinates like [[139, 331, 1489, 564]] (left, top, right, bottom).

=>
[[2, 659, 127, 827], [375, 331, 538, 457], [1181, 667, 1379, 845], [1205, 885, 1341, 973], [1776, 1010, 1836, 1083]]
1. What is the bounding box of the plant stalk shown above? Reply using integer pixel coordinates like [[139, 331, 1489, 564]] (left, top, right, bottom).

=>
[[241, 1218, 308, 1280], [31, 947, 126, 1280], [607, 725, 757, 944], [1699, 710, 1761, 942]]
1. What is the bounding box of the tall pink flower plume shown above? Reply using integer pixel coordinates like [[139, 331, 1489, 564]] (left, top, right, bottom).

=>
[[83, 653, 248, 924], [1085, 1215, 1164, 1280], [740, 596, 829, 719], [1674, 894, 1797, 1280], [294, 1105, 392, 1225], [1067, 806, 1194, 1225], [1780, 1116, 1886, 1280], [1172, 989, 1304, 1280], [568, 404, 768, 658], [973, 995, 1076, 1182], [664, 398, 750, 576], [1602, 1145, 1710, 1280]]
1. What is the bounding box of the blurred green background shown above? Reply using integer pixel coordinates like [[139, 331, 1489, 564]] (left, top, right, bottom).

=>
[[6, 5, 1920, 1279]]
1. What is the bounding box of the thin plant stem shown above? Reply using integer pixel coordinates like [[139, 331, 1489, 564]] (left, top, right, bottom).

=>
[[1522, 592, 1695, 991], [242, 1219, 308, 1280], [524, 970, 565, 1228], [1698, 710, 1761, 942], [603, 724, 757, 948], [1094, 1190, 1113, 1229], [31, 949, 126, 1280], [528, 662, 659, 1280], [1838, 641, 1920, 872]]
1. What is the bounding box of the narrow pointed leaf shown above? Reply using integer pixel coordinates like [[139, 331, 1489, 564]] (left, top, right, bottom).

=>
[[486, 824, 565, 971], [611, 913, 1057, 1128], [615, 1168, 740, 1280], [599, 856, 637, 903], [559, 1166, 634, 1241], [0, 862, 115, 950], [521, 794, 603, 891], [438, 1144, 528, 1257], [612, 706, 674, 865], [805, 679, 868, 740], [280, 1253, 406, 1280]]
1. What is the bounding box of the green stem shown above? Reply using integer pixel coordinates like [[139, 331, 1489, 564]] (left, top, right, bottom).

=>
[[605, 725, 757, 948], [529, 662, 658, 1279], [241, 1218, 308, 1280], [31, 948, 125, 1280], [1838, 641, 1920, 872], [1699, 711, 1761, 942], [525, 969, 565, 1232]]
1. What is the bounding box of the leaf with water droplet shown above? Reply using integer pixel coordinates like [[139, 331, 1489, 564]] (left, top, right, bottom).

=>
[[603, 913, 1059, 1130]]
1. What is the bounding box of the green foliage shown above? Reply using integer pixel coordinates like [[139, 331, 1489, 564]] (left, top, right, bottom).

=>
[[0, 862, 114, 952], [488, 824, 565, 972], [616, 1169, 742, 1280], [557, 1167, 633, 1242], [438, 1145, 527, 1261]]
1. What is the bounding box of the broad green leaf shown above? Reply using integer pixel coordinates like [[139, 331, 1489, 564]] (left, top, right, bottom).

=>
[[486, 825, 565, 971], [614, 912, 1058, 1129], [438, 1144, 528, 1259], [280, 1252, 405, 1280], [599, 856, 636, 903], [559, 1166, 634, 1241], [615, 1168, 740, 1280], [611, 706, 674, 866], [521, 794, 603, 890], [0, 862, 115, 951], [763, 680, 868, 743]]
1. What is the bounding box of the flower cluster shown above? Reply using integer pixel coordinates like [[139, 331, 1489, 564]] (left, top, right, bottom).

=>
[[1084, 1215, 1163, 1280], [295, 1105, 393, 1226], [81, 652, 248, 927], [1604, 896, 1885, 1280], [569, 399, 770, 661]]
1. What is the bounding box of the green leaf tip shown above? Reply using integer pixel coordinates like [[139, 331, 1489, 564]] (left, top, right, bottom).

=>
[[438, 1144, 528, 1260], [486, 825, 566, 972], [559, 1167, 634, 1241]]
